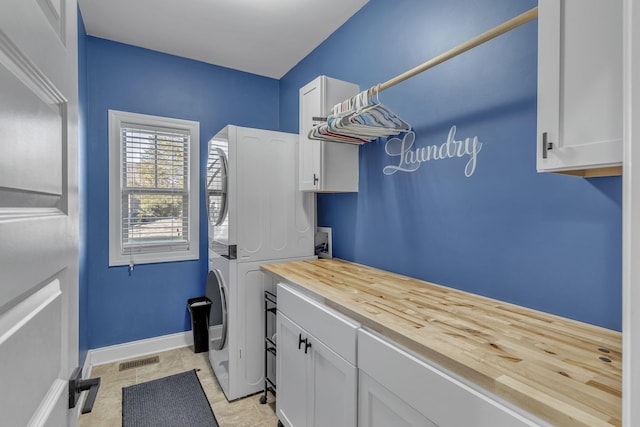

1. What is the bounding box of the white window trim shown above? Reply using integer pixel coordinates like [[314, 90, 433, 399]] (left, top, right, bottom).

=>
[[108, 110, 199, 266]]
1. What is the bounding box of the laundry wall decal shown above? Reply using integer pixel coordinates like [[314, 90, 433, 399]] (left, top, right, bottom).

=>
[[383, 126, 483, 177]]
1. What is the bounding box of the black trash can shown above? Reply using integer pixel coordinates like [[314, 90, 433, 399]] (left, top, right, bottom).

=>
[[187, 296, 212, 353]]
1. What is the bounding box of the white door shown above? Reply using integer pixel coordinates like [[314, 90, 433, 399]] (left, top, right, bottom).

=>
[[358, 372, 437, 427], [276, 313, 308, 427], [299, 78, 322, 191], [308, 333, 357, 427], [0, 0, 78, 425]]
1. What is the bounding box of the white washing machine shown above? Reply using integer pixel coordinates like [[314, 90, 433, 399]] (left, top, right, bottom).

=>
[[205, 125, 315, 401], [208, 251, 268, 402], [207, 250, 313, 401]]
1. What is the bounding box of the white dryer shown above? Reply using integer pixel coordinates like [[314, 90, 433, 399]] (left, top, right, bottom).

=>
[[205, 125, 315, 401]]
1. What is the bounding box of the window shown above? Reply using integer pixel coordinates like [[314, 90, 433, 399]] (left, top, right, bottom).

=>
[[108, 110, 199, 266]]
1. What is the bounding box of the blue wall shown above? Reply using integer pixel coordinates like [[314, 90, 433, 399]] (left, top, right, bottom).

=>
[[78, 7, 89, 364], [280, 0, 622, 330], [85, 37, 280, 348], [81, 0, 621, 351]]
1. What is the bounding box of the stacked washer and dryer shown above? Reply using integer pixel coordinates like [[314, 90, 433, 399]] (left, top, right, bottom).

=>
[[205, 125, 316, 401]]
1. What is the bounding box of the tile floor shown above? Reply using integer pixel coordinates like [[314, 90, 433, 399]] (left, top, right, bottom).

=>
[[78, 347, 279, 427]]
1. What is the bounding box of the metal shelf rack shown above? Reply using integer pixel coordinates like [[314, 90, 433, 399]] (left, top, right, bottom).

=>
[[259, 290, 277, 405]]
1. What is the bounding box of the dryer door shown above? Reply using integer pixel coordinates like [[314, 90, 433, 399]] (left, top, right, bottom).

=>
[[206, 269, 227, 351], [206, 145, 228, 227], [208, 140, 234, 258]]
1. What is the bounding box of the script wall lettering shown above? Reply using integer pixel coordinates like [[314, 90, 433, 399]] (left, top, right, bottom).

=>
[[383, 126, 483, 177]]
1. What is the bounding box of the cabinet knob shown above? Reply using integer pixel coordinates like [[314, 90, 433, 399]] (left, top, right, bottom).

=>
[[542, 132, 553, 159], [313, 173, 319, 186], [304, 340, 312, 354], [298, 333, 305, 350]]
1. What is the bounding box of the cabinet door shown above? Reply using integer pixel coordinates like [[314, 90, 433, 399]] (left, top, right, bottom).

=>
[[537, 0, 622, 174], [276, 312, 309, 427], [308, 335, 357, 427], [358, 329, 546, 427], [299, 76, 360, 192], [299, 79, 323, 191], [359, 372, 437, 427]]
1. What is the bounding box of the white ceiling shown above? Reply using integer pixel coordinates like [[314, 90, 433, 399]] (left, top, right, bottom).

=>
[[78, 0, 369, 79]]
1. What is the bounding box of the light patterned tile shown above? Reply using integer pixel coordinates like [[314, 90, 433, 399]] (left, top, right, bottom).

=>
[[78, 347, 280, 427], [255, 398, 278, 420]]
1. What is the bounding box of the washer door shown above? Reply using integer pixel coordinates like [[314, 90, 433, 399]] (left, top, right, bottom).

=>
[[206, 269, 228, 351]]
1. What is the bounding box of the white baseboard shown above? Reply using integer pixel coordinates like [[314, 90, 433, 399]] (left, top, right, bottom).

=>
[[84, 331, 193, 372], [83, 326, 224, 374]]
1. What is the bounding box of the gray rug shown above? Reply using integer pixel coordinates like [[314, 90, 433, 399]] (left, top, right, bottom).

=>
[[122, 369, 219, 427]]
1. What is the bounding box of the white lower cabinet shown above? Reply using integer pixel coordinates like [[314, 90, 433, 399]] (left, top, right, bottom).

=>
[[276, 313, 308, 427], [276, 283, 358, 427], [275, 283, 549, 427], [357, 329, 549, 427], [359, 371, 437, 427]]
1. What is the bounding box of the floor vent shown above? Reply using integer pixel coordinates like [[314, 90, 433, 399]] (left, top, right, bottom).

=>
[[119, 355, 160, 371]]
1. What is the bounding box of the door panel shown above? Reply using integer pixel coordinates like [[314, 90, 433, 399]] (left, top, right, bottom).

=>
[[358, 372, 437, 427], [36, 0, 66, 42], [0, 0, 78, 425], [1, 279, 63, 426], [236, 132, 267, 258], [266, 136, 292, 252], [0, 47, 63, 200], [309, 336, 357, 427], [299, 80, 322, 191], [276, 313, 308, 427]]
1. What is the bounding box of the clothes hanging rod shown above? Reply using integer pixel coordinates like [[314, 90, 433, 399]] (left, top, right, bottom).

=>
[[373, 6, 538, 94]]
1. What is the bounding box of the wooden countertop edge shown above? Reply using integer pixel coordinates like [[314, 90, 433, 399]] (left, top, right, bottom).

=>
[[261, 259, 622, 427]]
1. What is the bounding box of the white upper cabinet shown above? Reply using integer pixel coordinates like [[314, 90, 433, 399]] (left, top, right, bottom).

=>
[[537, 0, 623, 177], [299, 76, 360, 192]]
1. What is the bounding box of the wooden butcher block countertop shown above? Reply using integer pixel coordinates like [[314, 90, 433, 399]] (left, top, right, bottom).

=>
[[262, 258, 622, 427]]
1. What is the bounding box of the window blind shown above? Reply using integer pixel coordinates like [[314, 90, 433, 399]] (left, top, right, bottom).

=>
[[120, 123, 190, 254]]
